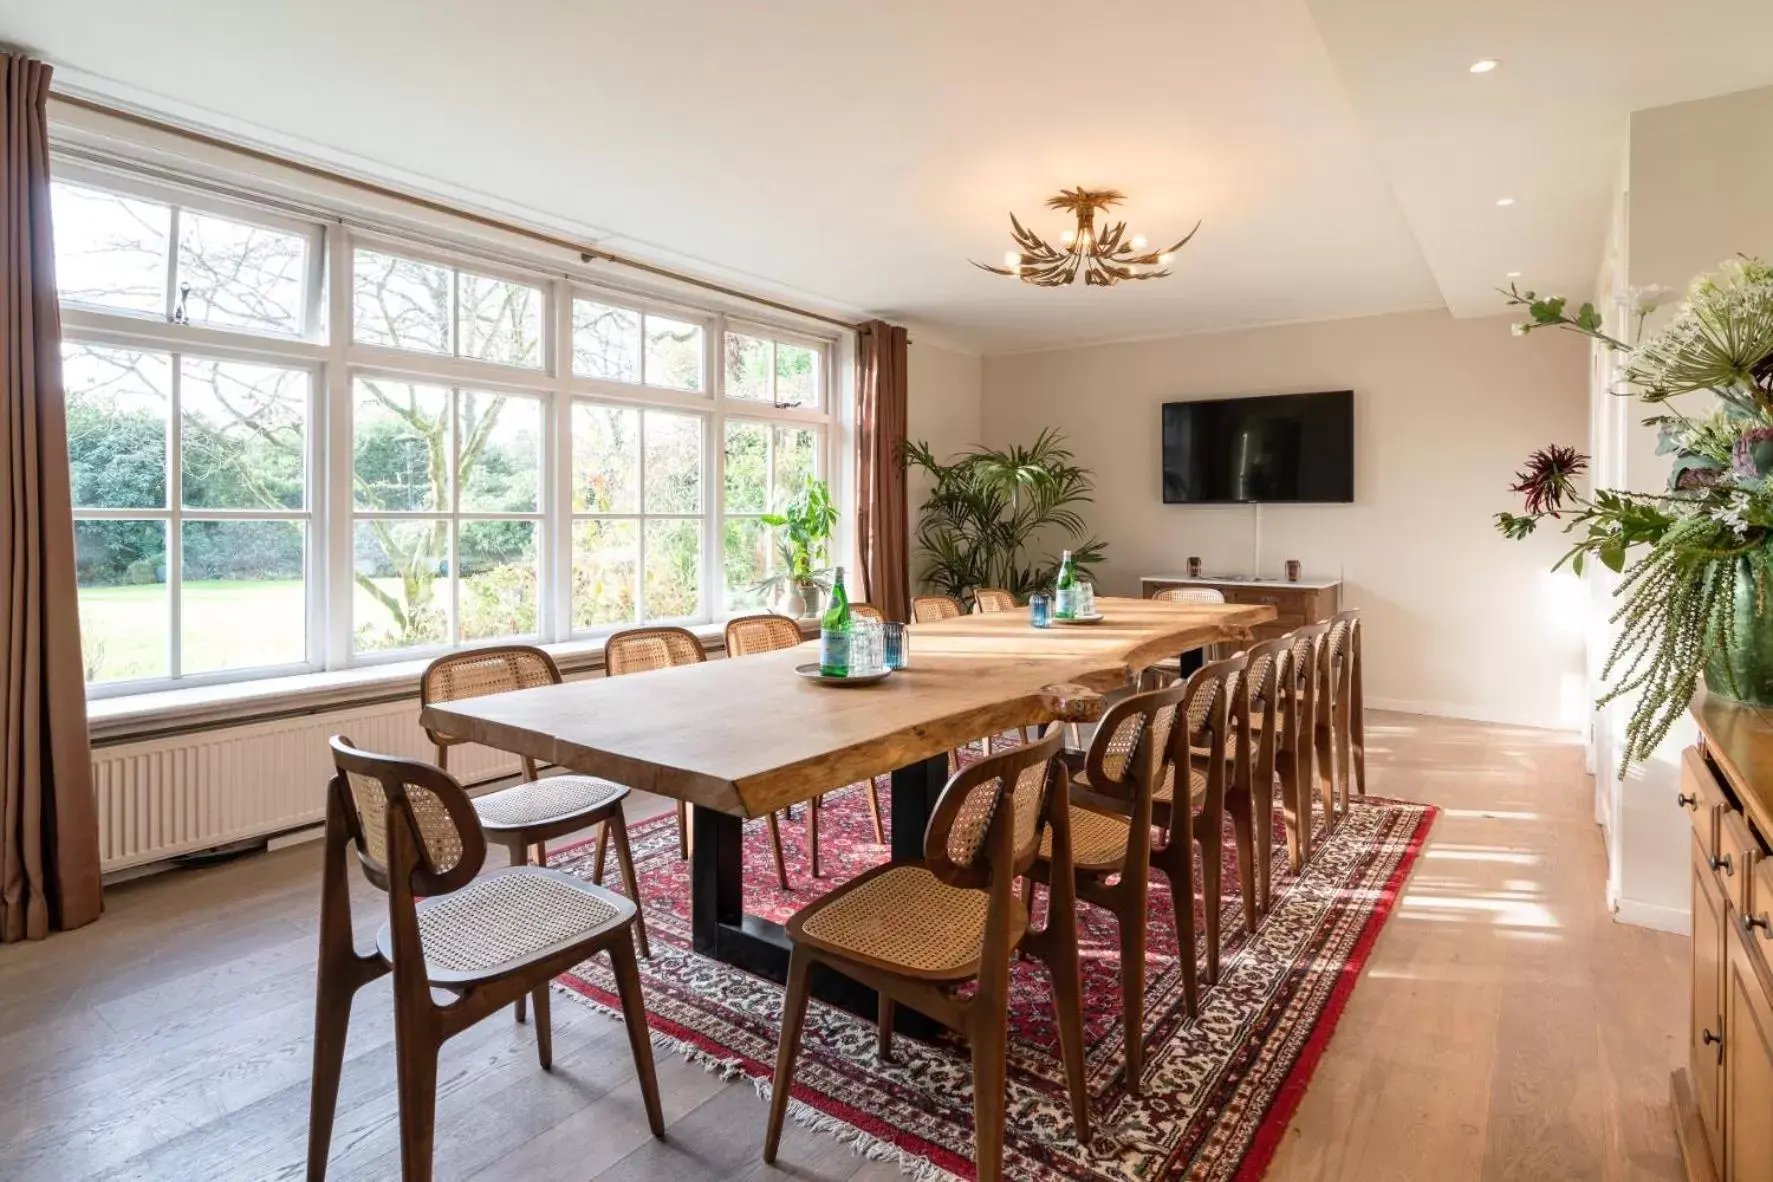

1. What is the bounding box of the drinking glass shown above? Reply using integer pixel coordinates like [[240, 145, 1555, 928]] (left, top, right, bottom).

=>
[[1030, 591, 1052, 628], [883, 621, 907, 669], [1077, 582, 1096, 618]]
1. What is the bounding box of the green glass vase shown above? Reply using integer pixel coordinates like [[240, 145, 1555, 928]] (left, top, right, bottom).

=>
[[1703, 555, 1773, 707]]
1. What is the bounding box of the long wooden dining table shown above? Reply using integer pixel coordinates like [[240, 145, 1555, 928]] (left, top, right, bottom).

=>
[[421, 595, 1273, 1023]]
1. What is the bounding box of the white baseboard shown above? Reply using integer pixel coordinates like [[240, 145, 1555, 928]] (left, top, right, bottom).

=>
[[1365, 696, 1580, 733], [1614, 897, 1690, 936]]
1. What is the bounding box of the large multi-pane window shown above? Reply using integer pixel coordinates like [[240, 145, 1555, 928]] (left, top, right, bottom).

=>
[[51, 162, 837, 697]]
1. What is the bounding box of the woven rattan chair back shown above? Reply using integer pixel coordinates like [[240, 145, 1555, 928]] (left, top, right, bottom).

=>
[[1325, 608, 1360, 696], [973, 588, 1017, 614], [1176, 652, 1245, 824], [850, 602, 885, 623], [329, 735, 485, 896], [723, 613, 804, 657], [605, 625, 707, 676], [420, 645, 561, 754], [911, 594, 965, 623], [924, 725, 1065, 890], [1153, 586, 1226, 605], [1086, 681, 1188, 805]]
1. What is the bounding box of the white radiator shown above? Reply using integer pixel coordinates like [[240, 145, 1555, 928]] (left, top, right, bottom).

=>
[[92, 699, 523, 873]]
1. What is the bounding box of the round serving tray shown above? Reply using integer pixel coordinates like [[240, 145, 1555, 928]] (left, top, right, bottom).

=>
[[795, 663, 893, 686], [1050, 613, 1105, 626]]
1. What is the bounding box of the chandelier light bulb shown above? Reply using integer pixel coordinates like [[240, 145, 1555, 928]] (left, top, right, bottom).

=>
[[1158, 252, 1174, 266], [1003, 249, 1022, 267], [1132, 234, 1148, 250], [1060, 228, 1076, 246]]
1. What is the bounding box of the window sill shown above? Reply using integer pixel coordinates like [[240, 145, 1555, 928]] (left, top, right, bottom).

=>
[[86, 618, 817, 746]]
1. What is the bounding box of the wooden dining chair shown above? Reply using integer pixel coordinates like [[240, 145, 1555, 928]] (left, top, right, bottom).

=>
[[605, 625, 707, 861], [1031, 680, 1193, 1095], [973, 587, 1017, 614], [1276, 623, 1330, 868], [1143, 585, 1230, 685], [308, 737, 662, 1182], [850, 602, 886, 623], [911, 593, 965, 623], [1325, 609, 1366, 805], [764, 690, 1103, 1181], [723, 613, 884, 873], [1147, 653, 1244, 987], [1218, 635, 1292, 920], [421, 646, 652, 999]]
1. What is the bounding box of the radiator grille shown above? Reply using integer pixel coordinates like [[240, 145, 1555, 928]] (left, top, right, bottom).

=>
[[93, 700, 521, 872]]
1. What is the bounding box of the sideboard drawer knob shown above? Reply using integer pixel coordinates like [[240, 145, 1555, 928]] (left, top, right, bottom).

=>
[[1703, 1027, 1722, 1047], [1711, 852, 1735, 876], [1747, 913, 1771, 936], [1677, 792, 1697, 810]]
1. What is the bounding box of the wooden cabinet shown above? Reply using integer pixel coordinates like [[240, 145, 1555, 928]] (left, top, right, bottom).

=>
[[1139, 576, 1340, 641], [1675, 697, 1773, 1182]]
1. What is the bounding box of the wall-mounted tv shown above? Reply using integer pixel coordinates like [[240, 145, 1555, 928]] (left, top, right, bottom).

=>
[[1161, 390, 1354, 504]]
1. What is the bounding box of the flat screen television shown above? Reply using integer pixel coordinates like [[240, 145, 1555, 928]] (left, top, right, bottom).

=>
[[1161, 390, 1354, 504]]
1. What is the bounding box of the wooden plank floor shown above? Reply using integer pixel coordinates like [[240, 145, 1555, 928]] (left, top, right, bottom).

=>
[[0, 713, 1684, 1181]]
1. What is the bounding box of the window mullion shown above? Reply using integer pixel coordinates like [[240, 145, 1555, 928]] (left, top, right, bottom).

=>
[[166, 353, 183, 677], [325, 228, 356, 669], [551, 279, 573, 643], [164, 204, 181, 324]]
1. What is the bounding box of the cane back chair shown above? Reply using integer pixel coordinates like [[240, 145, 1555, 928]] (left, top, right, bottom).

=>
[[1324, 609, 1366, 806], [1141, 653, 1244, 987], [911, 593, 966, 623], [420, 645, 650, 969], [604, 625, 707, 860], [723, 614, 886, 873], [763, 688, 1105, 1181], [1277, 623, 1330, 867], [849, 602, 886, 623], [1030, 680, 1195, 1095], [1140, 585, 1230, 687], [973, 587, 1017, 614], [308, 738, 661, 1182]]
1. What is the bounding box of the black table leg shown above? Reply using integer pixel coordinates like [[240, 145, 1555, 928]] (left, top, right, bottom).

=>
[[890, 752, 951, 864], [1179, 646, 1205, 678], [688, 786, 945, 1039]]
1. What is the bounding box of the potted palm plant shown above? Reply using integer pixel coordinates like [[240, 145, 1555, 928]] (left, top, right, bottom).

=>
[[756, 477, 838, 617], [1497, 258, 1773, 770], [904, 428, 1107, 602]]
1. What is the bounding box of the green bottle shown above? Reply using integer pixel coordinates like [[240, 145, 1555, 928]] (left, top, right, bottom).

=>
[[820, 566, 852, 676], [1054, 550, 1077, 619]]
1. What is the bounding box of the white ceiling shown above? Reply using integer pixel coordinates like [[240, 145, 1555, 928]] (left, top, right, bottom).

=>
[[6, 0, 1773, 353]]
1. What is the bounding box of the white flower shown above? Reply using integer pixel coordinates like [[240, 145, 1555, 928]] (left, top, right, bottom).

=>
[[1631, 284, 1675, 315], [1510, 322, 1529, 338]]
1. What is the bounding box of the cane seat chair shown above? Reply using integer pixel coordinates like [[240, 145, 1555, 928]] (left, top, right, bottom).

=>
[[911, 593, 966, 623], [1323, 609, 1366, 807], [1274, 623, 1329, 866], [723, 614, 885, 873], [1141, 584, 1231, 685], [1138, 653, 1244, 987], [1031, 681, 1197, 1094], [308, 738, 661, 1182], [1193, 635, 1294, 921], [764, 696, 1103, 1181], [605, 625, 708, 861], [420, 645, 650, 971], [973, 587, 1017, 614], [850, 602, 886, 623]]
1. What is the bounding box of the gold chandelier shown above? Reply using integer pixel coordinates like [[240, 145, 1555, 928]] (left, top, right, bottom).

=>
[[974, 187, 1199, 287]]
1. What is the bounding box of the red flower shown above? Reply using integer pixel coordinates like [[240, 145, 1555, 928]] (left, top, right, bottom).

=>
[[1509, 445, 1588, 516]]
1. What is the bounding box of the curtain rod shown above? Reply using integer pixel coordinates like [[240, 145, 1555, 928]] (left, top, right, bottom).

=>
[[51, 92, 867, 334]]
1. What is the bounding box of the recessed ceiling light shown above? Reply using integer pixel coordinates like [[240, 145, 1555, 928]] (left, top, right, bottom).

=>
[[1496, 196, 1516, 207], [1469, 59, 1499, 74]]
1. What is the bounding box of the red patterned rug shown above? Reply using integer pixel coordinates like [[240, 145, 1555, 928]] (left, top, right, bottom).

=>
[[550, 776, 1434, 1181]]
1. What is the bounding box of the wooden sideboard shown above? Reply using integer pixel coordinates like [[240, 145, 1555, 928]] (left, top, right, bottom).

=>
[[1140, 575, 1341, 641], [1674, 692, 1773, 1182]]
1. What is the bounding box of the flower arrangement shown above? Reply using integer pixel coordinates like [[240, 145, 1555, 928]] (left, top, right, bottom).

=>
[[1499, 257, 1773, 769]]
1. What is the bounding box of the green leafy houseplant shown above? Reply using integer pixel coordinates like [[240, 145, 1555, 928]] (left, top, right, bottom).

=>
[[756, 478, 838, 615], [1497, 258, 1773, 770], [904, 428, 1107, 603]]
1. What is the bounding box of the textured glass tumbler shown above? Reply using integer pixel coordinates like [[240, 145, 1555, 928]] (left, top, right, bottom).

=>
[[1029, 592, 1052, 628], [883, 621, 908, 670]]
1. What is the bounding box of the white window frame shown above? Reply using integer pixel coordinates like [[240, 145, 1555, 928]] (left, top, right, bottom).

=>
[[52, 152, 844, 699]]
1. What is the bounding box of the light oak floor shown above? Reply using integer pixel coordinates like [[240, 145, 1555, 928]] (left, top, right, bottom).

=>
[[0, 713, 1684, 1181]]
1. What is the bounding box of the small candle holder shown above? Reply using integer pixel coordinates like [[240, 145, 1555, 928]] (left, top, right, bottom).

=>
[[1285, 559, 1301, 583], [1187, 556, 1202, 578]]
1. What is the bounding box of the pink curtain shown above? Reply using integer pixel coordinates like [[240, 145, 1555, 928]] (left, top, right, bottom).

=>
[[1, 52, 102, 942], [855, 321, 910, 622]]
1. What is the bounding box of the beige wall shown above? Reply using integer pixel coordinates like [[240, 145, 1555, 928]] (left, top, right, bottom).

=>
[[904, 339, 983, 592], [981, 309, 1590, 727]]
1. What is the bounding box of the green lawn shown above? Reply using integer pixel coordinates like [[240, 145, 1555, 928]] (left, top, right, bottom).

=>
[[80, 579, 308, 683]]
